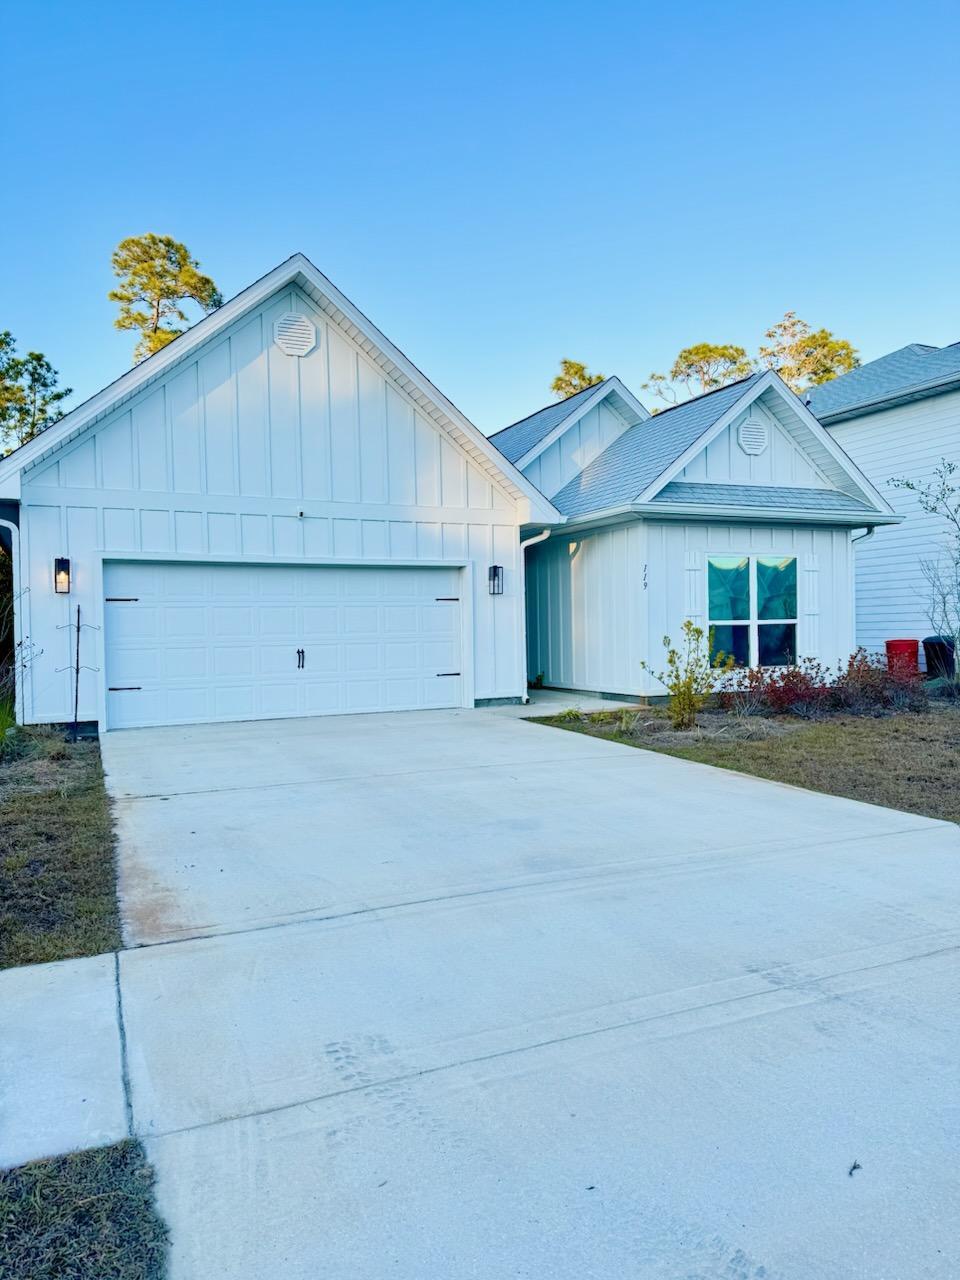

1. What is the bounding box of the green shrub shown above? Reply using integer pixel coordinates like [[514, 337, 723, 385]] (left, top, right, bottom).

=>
[[642, 621, 733, 730]]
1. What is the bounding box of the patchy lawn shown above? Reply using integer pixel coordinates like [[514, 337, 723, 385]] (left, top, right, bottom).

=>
[[0, 727, 121, 969], [536, 703, 960, 824], [0, 1140, 167, 1279]]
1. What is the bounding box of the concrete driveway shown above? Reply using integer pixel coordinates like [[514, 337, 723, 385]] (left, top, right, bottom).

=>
[[10, 706, 960, 1278]]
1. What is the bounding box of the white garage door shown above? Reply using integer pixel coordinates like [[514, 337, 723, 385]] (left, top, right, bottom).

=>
[[104, 562, 463, 729]]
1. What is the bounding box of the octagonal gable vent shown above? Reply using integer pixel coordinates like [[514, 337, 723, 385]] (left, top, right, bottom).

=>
[[274, 313, 317, 357], [737, 413, 769, 456]]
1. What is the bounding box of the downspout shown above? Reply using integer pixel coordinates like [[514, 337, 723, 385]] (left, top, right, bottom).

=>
[[847, 527, 875, 662], [518, 528, 553, 704]]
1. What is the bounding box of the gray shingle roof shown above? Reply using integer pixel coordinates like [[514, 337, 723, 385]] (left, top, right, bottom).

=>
[[489, 380, 611, 463], [808, 342, 960, 422], [551, 373, 765, 517], [653, 482, 876, 515]]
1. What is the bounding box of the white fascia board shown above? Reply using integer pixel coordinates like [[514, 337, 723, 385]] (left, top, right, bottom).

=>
[[557, 498, 902, 535], [513, 377, 649, 472], [633, 501, 902, 526], [0, 252, 559, 524], [770, 384, 898, 515]]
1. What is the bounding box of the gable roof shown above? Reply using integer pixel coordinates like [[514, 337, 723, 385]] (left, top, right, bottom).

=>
[[489, 376, 649, 466], [552, 373, 765, 516], [0, 254, 558, 521], [550, 370, 896, 524], [809, 342, 960, 424]]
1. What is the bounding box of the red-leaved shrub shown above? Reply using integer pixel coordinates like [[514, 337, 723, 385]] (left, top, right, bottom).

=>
[[721, 650, 927, 718]]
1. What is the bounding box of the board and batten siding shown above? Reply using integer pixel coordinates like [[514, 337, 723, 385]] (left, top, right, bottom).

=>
[[19, 284, 527, 724], [525, 523, 646, 695], [678, 404, 831, 488], [526, 519, 855, 698], [521, 401, 630, 498], [826, 389, 960, 651]]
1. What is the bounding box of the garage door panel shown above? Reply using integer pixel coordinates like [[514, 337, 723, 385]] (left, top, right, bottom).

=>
[[105, 562, 464, 728], [212, 648, 255, 677], [381, 604, 418, 633], [163, 606, 206, 639], [383, 642, 418, 671], [213, 686, 257, 719], [342, 606, 379, 635], [259, 646, 298, 676], [301, 606, 340, 636], [305, 645, 341, 675], [258, 683, 300, 716], [165, 647, 207, 678], [107, 606, 159, 640], [258, 606, 298, 636], [212, 607, 253, 636]]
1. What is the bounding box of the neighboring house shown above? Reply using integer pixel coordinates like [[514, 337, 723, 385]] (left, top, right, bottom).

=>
[[0, 254, 558, 728], [808, 343, 960, 652], [492, 372, 898, 700]]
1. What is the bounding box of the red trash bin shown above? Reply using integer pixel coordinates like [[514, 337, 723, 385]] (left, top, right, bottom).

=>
[[885, 638, 919, 674]]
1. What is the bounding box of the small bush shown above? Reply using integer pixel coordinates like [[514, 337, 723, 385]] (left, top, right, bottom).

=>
[[723, 659, 833, 720], [834, 648, 927, 714], [642, 621, 733, 730]]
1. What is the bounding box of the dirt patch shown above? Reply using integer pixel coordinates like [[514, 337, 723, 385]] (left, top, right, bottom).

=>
[[535, 703, 960, 824], [0, 727, 121, 968]]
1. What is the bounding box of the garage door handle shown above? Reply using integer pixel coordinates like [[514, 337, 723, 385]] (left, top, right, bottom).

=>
[[296, 648, 305, 669], [436, 672, 460, 677]]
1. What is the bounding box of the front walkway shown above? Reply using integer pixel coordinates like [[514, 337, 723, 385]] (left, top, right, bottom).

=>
[[3, 708, 959, 1278]]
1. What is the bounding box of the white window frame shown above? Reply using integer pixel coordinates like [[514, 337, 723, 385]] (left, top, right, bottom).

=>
[[706, 553, 799, 667]]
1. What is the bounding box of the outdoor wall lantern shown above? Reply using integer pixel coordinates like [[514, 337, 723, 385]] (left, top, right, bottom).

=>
[[488, 564, 504, 595], [54, 557, 71, 594]]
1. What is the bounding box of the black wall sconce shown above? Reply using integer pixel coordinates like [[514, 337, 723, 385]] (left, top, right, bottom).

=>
[[488, 564, 504, 596], [54, 558, 71, 594]]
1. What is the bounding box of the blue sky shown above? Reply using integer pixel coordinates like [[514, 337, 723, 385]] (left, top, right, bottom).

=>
[[2, 0, 958, 434]]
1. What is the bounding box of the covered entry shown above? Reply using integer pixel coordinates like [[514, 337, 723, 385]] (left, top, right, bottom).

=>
[[103, 561, 463, 729]]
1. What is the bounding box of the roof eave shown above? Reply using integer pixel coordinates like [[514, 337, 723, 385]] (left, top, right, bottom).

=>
[[558, 500, 901, 531], [817, 374, 960, 425]]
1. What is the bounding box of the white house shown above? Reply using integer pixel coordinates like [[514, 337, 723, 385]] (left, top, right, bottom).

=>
[[0, 255, 558, 729], [0, 256, 899, 728], [491, 372, 899, 700], [808, 343, 960, 652]]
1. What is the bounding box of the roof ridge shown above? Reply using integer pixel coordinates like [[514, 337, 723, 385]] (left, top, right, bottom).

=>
[[644, 370, 762, 419]]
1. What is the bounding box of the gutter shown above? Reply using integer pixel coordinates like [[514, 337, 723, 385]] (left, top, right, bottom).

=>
[[557, 502, 902, 534], [816, 372, 960, 425]]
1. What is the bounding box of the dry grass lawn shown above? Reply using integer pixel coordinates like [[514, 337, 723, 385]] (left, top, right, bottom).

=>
[[537, 704, 960, 824], [0, 727, 121, 969], [0, 1140, 168, 1279]]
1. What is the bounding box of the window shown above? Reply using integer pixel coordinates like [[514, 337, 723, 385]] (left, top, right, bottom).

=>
[[707, 555, 797, 667]]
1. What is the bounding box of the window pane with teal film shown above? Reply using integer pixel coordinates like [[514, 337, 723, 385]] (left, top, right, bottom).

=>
[[708, 556, 749, 620], [758, 623, 797, 666], [757, 556, 797, 620], [710, 625, 750, 667]]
